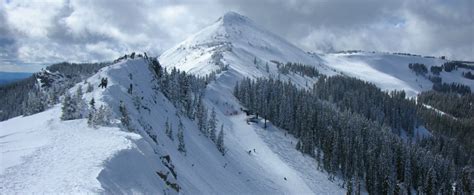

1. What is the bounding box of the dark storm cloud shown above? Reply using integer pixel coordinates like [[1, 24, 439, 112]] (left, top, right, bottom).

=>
[[0, 0, 472, 72]]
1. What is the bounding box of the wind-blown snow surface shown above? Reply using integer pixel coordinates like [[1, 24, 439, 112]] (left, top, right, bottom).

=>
[[0, 57, 345, 194]]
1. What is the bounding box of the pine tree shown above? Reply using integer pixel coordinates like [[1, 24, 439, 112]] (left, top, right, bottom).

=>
[[86, 83, 93, 93], [165, 118, 170, 137], [94, 105, 111, 126], [208, 107, 217, 142], [61, 92, 78, 120], [196, 98, 208, 136], [119, 101, 132, 131], [24, 90, 45, 116], [168, 124, 174, 141], [461, 166, 472, 194], [165, 118, 174, 141], [127, 83, 133, 94], [216, 124, 225, 155], [87, 98, 96, 126], [177, 119, 186, 154], [75, 87, 86, 118]]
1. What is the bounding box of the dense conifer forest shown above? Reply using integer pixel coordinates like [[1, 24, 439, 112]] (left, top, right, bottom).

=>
[[234, 75, 473, 194]]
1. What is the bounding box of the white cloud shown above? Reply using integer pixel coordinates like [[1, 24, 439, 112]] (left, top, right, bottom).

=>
[[0, 0, 472, 73]]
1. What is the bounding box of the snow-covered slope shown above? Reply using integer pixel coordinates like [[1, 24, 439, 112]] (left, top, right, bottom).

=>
[[155, 11, 346, 193], [0, 57, 345, 194], [322, 52, 474, 97], [0, 105, 141, 193]]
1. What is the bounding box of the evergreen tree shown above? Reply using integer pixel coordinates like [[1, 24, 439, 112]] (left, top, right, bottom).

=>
[[461, 166, 473, 193], [177, 119, 186, 154], [119, 101, 132, 131], [75, 87, 86, 118], [208, 107, 217, 142], [165, 118, 170, 136], [86, 83, 93, 92], [24, 90, 46, 116], [87, 98, 96, 126], [127, 83, 133, 94], [165, 118, 174, 141], [196, 98, 208, 136], [61, 92, 79, 120], [216, 124, 225, 155], [93, 105, 111, 126], [168, 123, 174, 141]]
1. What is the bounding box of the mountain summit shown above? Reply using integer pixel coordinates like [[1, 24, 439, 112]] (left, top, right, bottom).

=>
[[217, 11, 255, 26], [159, 12, 329, 77]]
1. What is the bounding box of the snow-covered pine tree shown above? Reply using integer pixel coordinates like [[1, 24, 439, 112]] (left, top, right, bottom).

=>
[[61, 92, 79, 120], [168, 123, 174, 141], [75, 87, 86, 118], [87, 98, 96, 126], [86, 82, 93, 93], [208, 107, 217, 142], [119, 101, 132, 131], [94, 105, 111, 126], [177, 119, 186, 154], [165, 117, 171, 138], [24, 90, 45, 116], [216, 124, 225, 155], [127, 83, 133, 94], [196, 97, 208, 136]]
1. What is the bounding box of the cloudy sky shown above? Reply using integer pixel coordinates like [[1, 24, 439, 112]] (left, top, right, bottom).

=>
[[1, 0, 473, 72]]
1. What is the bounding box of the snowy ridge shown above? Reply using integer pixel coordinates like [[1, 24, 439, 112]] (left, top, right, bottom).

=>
[[0, 57, 345, 194]]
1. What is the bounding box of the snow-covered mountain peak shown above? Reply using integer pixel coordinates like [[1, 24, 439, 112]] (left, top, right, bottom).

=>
[[217, 11, 254, 27], [159, 12, 328, 77]]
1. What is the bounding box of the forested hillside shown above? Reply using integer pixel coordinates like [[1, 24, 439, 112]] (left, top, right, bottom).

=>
[[234, 76, 473, 194], [0, 61, 111, 121]]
